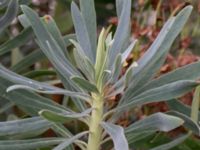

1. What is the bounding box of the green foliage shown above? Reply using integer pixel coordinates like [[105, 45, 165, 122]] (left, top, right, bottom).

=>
[[0, 0, 200, 150]]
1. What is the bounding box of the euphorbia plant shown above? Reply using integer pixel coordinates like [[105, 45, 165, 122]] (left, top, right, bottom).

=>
[[0, 0, 200, 150]]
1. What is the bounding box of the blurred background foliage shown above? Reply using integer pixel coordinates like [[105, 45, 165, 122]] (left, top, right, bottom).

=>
[[0, 0, 200, 149]]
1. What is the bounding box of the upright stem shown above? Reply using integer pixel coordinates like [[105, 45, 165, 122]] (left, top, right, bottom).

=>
[[87, 93, 104, 150]]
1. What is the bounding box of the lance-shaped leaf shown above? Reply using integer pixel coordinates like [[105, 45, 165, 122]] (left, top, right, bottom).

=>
[[118, 80, 198, 112], [121, 40, 137, 63], [167, 100, 200, 119], [122, 6, 193, 103], [44, 40, 88, 111], [71, 76, 99, 93], [14, 12, 85, 110], [0, 0, 10, 9], [101, 122, 129, 150], [0, 64, 90, 101], [19, 0, 31, 5], [53, 131, 89, 150], [73, 48, 95, 81], [116, 0, 124, 17], [19, 14, 75, 48], [11, 50, 45, 73], [39, 108, 92, 123], [21, 5, 80, 81], [0, 138, 65, 150], [79, 0, 97, 57], [135, 61, 200, 96], [7, 84, 90, 102], [0, 77, 71, 115], [167, 111, 200, 136], [0, 27, 33, 55], [71, 2, 94, 62], [111, 54, 122, 83], [125, 113, 184, 134], [0, 117, 51, 137], [24, 70, 56, 78], [109, 0, 131, 66], [41, 15, 69, 59], [0, 0, 18, 33], [191, 86, 200, 123], [71, 39, 95, 81], [126, 132, 155, 145], [95, 28, 107, 83], [150, 134, 190, 150]]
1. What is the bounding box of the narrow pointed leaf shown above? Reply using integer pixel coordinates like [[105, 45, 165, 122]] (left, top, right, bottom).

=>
[[109, 0, 131, 65], [167, 100, 200, 119], [121, 40, 137, 63], [0, 77, 70, 115], [71, 2, 94, 62], [123, 6, 193, 103], [0, 117, 51, 137], [53, 131, 89, 150], [73, 47, 95, 81], [0, 0, 10, 9], [80, 0, 97, 56], [116, 0, 124, 17], [125, 113, 184, 134], [11, 50, 45, 73], [111, 54, 122, 83], [0, 138, 65, 150], [95, 28, 107, 81], [136, 61, 200, 96], [0, 27, 33, 55], [191, 86, 200, 123], [167, 111, 200, 136], [0, 0, 18, 33], [41, 15, 68, 58], [0, 63, 90, 101], [7, 84, 90, 102], [21, 5, 79, 81], [39, 109, 92, 123], [23, 70, 56, 78], [119, 80, 198, 112], [71, 76, 99, 93], [101, 122, 129, 150], [150, 134, 190, 150], [71, 39, 95, 81]]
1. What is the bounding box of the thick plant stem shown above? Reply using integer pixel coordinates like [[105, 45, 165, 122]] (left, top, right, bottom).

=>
[[87, 94, 104, 150]]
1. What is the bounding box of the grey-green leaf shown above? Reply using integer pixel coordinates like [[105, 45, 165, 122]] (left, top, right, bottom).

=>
[[0, 27, 33, 55], [53, 131, 89, 150], [150, 134, 190, 150], [7, 84, 90, 102], [0, 117, 51, 137], [191, 86, 200, 123], [71, 2, 94, 62], [0, 0, 18, 33], [109, 0, 131, 65], [71, 76, 99, 93], [101, 122, 129, 150], [11, 50, 45, 73], [136, 61, 200, 96], [21, 5, 80, 83], [167, 100, 200, 120], [118, 80, 198, 112], [79, 0, 97, 57], [39, 108, 92, 123], [0, 138, 65, 150], [125, 113, 184, 134], [123, 6, 193, 103], [167, 111, 200, 136]]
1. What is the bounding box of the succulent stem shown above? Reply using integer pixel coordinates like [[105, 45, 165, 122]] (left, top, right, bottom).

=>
[[87, 93, 104, 150]]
